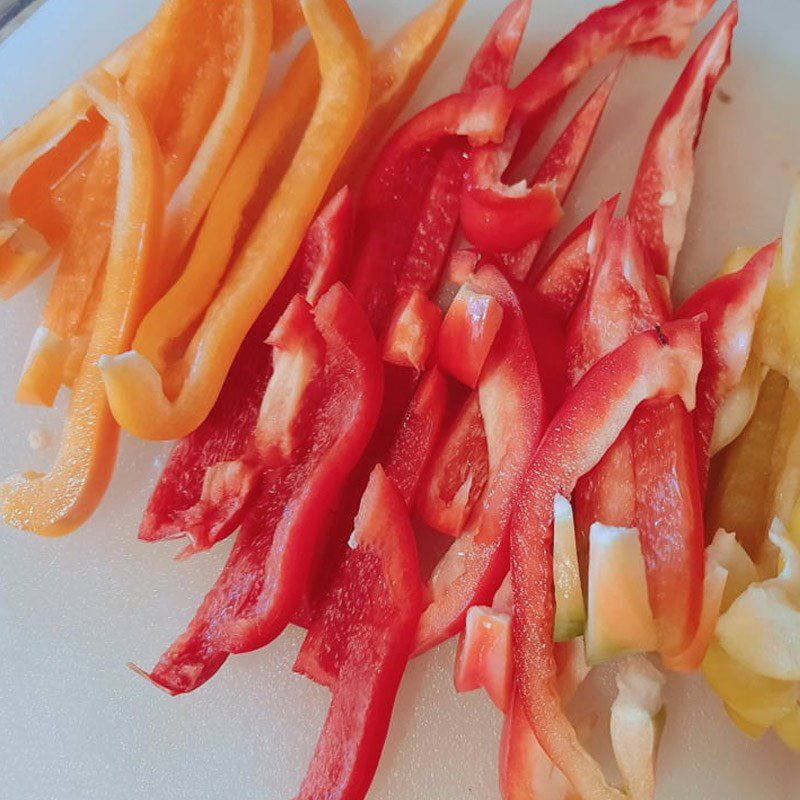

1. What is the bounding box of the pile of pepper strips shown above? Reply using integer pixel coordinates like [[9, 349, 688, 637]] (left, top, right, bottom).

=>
[[1, 0, 796, 797]]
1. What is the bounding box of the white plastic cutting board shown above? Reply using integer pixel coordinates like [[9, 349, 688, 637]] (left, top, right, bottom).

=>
[[1, 1, 799, 798]]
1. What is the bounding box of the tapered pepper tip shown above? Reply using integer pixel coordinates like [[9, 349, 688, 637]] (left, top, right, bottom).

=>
[[127, 662, 176, 696]]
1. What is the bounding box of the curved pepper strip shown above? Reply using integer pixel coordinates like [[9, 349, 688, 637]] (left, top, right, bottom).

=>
[[461, 66, 618, 263], [101, 0, 371, 441], [139, 189, 352, 547], [1, 71, 162, 537], [511, 0, 716, 148], [292, 466, 422, 800], [678, 241, 775, 494], [415, 267, 546, 654], [0, 38, 137, 299], [497, 67, 620, 281], [15, 0, 273, 406], [510, 319, 702, 800], [142, 283, 382, 694], [628, 2, 737, 283], [133, 42, 317, 373]]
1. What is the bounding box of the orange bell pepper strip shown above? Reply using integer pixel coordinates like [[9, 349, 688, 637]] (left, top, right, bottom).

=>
[[101, 0, 370, 441], [132, 42, 319, 372], [1, 70, 162, 537], [132, 0, 464, 372], [330, 0, 466, 193], [0, 36, 138, 299], [16, 0, 273, 406]]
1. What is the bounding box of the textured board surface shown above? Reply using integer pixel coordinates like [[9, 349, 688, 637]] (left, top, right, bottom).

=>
[[1, 1, 799, 798]]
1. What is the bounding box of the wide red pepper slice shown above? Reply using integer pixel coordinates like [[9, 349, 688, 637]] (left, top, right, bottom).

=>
[[141, 283, 383, 694], [138, 189, 353, 548], [414, 266, 546, 654], [677, 240, 775, 493], [627, 2, 738, 283], [511, 318, 702, 800], [293, 466, 422, 800]]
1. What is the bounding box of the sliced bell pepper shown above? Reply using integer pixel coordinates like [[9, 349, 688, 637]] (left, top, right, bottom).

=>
[[705, 370, 789, 558], [437, 281, 505, 388], [510, 318, 702, 800], [533, 195, 619, 321], [101, 0, 371, 441], [17, 0, 274, 406], [132, 42, 318, 374], [628, 2, 737, 283], [677, 241, 776, 493], [1, 70, 162, 537], [330, 0, 466, 193], [349, 85, 513, 333], [382, 0, 530, 328], [416, 391, 488, 538], [139, 189, 352, 547], [382, 289, 442, 371], [415, 267, 546, 654], [142, 283, 382, 694], [497, 66, 619, 281], [512, 0, 716, 126], [455, 603, 513, 713], [292, 466, 422, 800], [0, 35, 137, 298], [567, 218, 704, 660]]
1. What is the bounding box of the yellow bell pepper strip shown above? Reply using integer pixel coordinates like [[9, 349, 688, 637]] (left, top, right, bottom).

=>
[[101, 0, 370, 441], [132, 43, 318, 372], [1, 70, 162, 537], [0, 36, 138, 299], [706, 370, 789, 558], [330, 0, 466, 194]]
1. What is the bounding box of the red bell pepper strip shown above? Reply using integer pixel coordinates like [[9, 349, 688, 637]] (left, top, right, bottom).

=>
[[292, 466, 422, 800], [416, 391, 489, 538], [463, 64, 619, 270], [138, 189, 352, 547], [511, 318, 702, 800], [381, 289, 442, 371], [463, 0, 532, 92], [384, 367, 449, 507], [415, 266, 546, 654], [141, 283, 382, 695], [511, 0, 717, 151], [392, 0, 533, 323], [628, 2, 737, 283], [498, 67, 619, 281], [348, 86, 514, 333], [677, 240, 775, 493], [533, 195, 619, 322], [437, 281, 505, 388], [566, 218, 670, 384]]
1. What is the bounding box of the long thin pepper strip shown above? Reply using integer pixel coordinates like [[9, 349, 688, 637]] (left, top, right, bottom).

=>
[[1, 71, 162, 536], [132, 43, 318, 372], [101, 0, 370, 441]]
